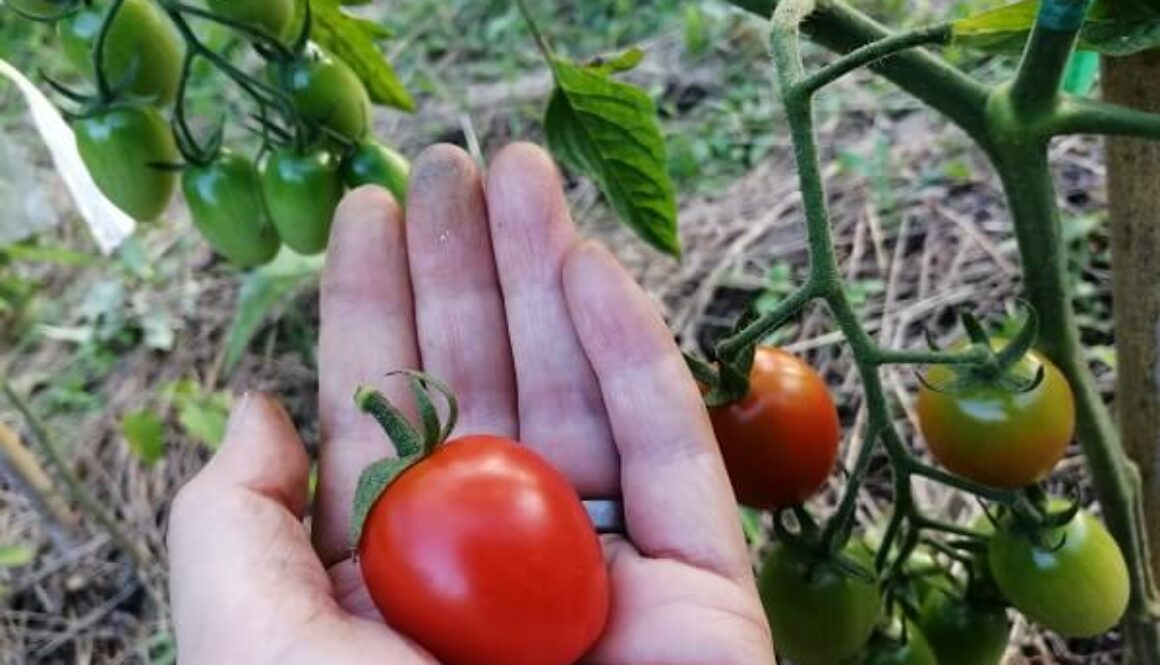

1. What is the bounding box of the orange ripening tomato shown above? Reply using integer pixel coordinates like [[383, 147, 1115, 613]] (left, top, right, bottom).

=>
[[916, 347, 1075, 489], [358, 435, 609, 665], [709, 346, 841, 509]]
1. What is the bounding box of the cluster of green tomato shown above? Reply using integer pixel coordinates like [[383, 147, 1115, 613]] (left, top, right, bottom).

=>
[[710, 344, 1130, 664], [10, 0, 409, 267]]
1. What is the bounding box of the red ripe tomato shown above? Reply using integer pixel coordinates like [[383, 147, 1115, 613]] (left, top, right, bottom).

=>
[[709, 346, 841, 509], [358, 435, 609, 665]]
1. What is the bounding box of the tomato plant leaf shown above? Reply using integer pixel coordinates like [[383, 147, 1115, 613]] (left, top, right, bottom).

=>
[[121, 409, 165, 465], [308, 0, 414, 111], [545, 53, 680, 257], [224, 250, 323, 374], [165, 381, 231, 450], [952, 0, 1160, 55], [350, 455, 420, 546]]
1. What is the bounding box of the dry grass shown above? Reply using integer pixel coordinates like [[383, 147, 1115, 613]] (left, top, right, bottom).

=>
[[0, 19, 1122, 665]]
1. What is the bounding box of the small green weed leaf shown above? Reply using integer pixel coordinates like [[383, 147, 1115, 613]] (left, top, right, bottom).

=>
[[122, 409, 165, 465], [166, 381, 231, 450], [0, 545, 34, 568], [224, 249, 323, 374], [309, 0, 414, 111], [545, 54, 680, 256], [350, 455, 419, 548]]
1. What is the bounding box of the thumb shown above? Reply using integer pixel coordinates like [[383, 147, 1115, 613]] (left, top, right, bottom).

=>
[[168, 393, 327, 661], [199, 391, 311, 516]]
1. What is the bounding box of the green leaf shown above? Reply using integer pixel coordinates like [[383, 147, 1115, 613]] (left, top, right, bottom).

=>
[[3, 243, 96, 267], [350, 455, 420, 547], [223, 249, 324, 374], [952, 1, 1040, 53], [545, 54, 680, 256], [309, 0, 414, 111], [121, 409, 166, 465], [165, 381, 231, 450], [0, 545, 34, 568], [952, 0, 1160, 55]]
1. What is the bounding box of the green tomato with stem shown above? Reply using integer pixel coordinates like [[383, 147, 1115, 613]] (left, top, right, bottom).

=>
[[275, 46, 372, 142], [74, 105, 179, 221], [183, 151, 281, 268], [260, 147, 344, 255], [343, 141, 409, 205], [58, 0, 184, 105], [205, 0, 295, 42], [760, 541, 882, 665], [916, 586, 1009, 665], [989, 500, 1128, 638]]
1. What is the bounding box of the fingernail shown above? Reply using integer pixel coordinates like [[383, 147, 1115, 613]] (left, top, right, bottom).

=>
[[223, 391, 255, 443]]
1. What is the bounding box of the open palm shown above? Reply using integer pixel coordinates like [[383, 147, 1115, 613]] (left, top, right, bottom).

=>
[[169, 143, 774, 664]]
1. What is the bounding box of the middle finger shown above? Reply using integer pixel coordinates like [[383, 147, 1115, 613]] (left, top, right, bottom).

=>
[[406, 145, 518, 438]]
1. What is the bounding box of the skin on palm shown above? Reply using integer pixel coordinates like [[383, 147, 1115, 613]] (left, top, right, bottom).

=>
[[168, 143, 774, 664]]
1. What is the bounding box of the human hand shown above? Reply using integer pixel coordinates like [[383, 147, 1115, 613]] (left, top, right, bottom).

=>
[[168, 143, 774, 664]]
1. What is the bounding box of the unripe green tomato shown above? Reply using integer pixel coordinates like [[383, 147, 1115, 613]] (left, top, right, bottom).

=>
[[276, 46, 372, 141], [917, 588, 1009, 665], [989, 500, 1128, 638], [260, 147, 344, 255], [183, 152, 281, 268], [760, 542, 882, 665], [74, 105, 179, 221], [58, 0, 185, 106], [4, 0, 72, 19], [343, 141, 409, 205], [205, 0, 295, 42]]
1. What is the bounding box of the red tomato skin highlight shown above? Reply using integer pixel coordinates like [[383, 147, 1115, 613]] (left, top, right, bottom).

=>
[[709, 347, 841, 509], [358, 435, 609, 665]]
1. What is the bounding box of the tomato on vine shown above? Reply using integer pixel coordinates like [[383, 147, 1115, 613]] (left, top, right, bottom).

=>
[[343, 141, 410, 205], [916, 586, 1009, 665], [75, 105, 179, 221], [274, 46, 371, 141], [353, 380, 609, 665], [759, 541, 881, 665], [58, 0, 184, 105], [206, 0, 295, 42], [183, 151, 281, 268], [708, 346, 840, 510], [259, 147, 343, 255], [988, 500, 1128, 637], [916, 343, 1075, 489]]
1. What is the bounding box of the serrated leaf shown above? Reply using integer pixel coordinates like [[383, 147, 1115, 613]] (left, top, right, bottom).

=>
[[350, 455, 420, 547], [0, 545, 34, 568], [165, 381, 231, 450], [309, 0, 414, 111], [545, 56, 680, 256], [122, 409, 165, 465], [223, 249, 323, 374]]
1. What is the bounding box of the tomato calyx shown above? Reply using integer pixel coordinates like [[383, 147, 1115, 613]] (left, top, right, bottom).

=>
[[348, 372, 460, 549], [773, 507, 879, 586], [687, 314, 764, 408], [918, 303, 1044, 396], [984, 488, 1083, 550]]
